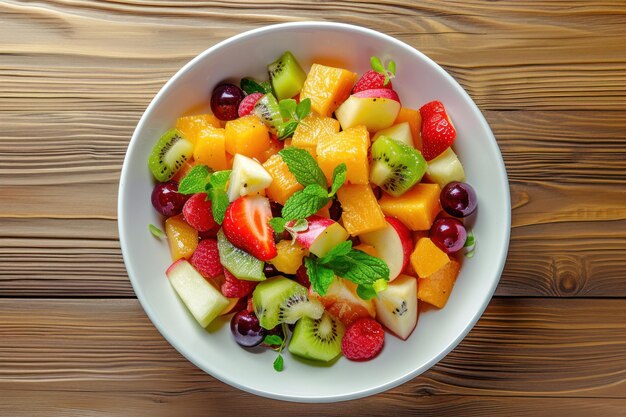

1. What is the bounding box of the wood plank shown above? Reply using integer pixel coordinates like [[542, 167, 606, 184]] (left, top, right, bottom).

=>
[[0, 298, 624, 402], [1, 1, 625, 111]]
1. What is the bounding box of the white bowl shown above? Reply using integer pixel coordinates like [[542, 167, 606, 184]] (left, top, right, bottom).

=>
[[118, 22, 510, 402]]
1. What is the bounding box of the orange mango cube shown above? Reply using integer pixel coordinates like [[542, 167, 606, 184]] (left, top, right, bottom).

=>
[[317, 125, 370, 185], [165, 215, 198, 261], [379, 183, 442, 231], [175, 113, 221, 145], [292, 114, 340, 151], [300, 64, 357, 116], [262, 154, 303, 205], [410, 237, 450, 278], [224, 115, 271, 160], [193, 126, 228, 171], [418, 259, 461, 308], [337, 184, 386, 235], [270, 240, 309, 275], [394, 107, 422, 150]]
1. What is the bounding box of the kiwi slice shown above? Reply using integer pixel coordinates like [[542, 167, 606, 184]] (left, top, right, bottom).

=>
[[253, 93, 283, 134], [252, 276, 324, 330], [288, 312, 345, 362], [370, 136, 427, 197], [268, 51, 307, 100], [148, 129, 194, 182], [217, 229, 265, 281]]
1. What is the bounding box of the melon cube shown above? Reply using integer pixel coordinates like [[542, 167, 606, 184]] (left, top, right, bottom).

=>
[[337, 184, 386, 235], [262, 154, 303, 205], [425, 148, 466, 187], [300, 64, 357, 116], [292, 114, 340, 151], [224, 115, 271, 160], [410, 237, 450, 278], [193, 125, 228, 171], [394, 107, 422, 150], [379, 183, 441, 231], [317, 125, 370, 185], [175, 113, 221, 145], [165, 215, 198, 261], [270, 240, 309, 275], [418, 258, 461, 308]]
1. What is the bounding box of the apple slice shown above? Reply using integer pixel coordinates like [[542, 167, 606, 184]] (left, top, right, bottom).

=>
[[309, 277, 376, 326], [227, 154, 273, 202], [335, 89, 401, 132], [374, 274, 418, 339], [166, 259, 230, 327], [295, 215, 349, 258], [424, 147, 466, 187], [359, 216, 412, 281], [372, 122, 413, 147]]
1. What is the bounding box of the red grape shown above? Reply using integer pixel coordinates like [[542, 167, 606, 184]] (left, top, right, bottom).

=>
[[230, 310, 265, 347], [211, 84, 245, 121], [151, 181, 189, 217], [440, 181, 477, 218], [430, 218, 467, 254]]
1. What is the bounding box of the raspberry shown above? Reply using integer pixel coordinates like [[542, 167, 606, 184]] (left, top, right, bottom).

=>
[[182, 193, 217, 232], [341, 318, 385, 361], [190, 239, 223, 279], [237, 92, 263, 117], [419, 100, 446, 121], [352, 70, 393, 94], [221, 269, 257, 298]]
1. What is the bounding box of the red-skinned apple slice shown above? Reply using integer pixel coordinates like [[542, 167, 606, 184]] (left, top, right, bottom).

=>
[[295, 215, 349, 258], [335, 89, 401, 132], [374, 274, 418, 339], [359, 216, 412, 281]]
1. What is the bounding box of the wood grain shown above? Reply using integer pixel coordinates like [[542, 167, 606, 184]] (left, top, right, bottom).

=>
[[0, 298, 624, 416]]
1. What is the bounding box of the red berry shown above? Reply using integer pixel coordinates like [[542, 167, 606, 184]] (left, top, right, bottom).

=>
[[238, 92, 264, 117], [420, 112, 457, 161], [419, 100, 445, 120], [353, 70, 393, 94], [221, 269, 257, 298], [341, 318, 385, 361], [190, 239, 223, 279], [222, 196, 277, 261], [182, 193, 217, 232], [295, 264, 311, 288]]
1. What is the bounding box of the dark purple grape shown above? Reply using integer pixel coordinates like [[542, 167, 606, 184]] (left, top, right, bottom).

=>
[[211, 84, 245, 121], [269, 201, 284, 218], [329, 199, 343, 221], [151, 181, 189, 217], [429, 218, 467, 254], [263, 263, 282, 278], [440, 181, 477, 218], [230, 310, 265, 347]]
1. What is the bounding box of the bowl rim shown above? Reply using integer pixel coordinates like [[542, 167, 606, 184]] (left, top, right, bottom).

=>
[[118, 21, 511, 402]]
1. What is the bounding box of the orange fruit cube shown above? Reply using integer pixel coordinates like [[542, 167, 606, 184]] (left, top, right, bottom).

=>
[[379, 183, 442, 231], [257, 135, 284, 164], [418, 259, 461, 308], [175, 114, 221, 145], [394, 107, 422, 150], [165, 215, 198, 261], [354, 243, 378, 257], [262, 154, 303, 205], [410, 237, 450, 278], [317, 125, 370, 185], [337, 184, 386, 236], [193, 126, 228, 171], [270, 240, 309, 275], [292, 114, 340, 150], [300, 64, 357, 116], [224, 115, 271, 160], [316, 200, 332, 218]]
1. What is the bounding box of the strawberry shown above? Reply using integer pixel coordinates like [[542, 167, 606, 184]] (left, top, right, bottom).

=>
[[222, 196, 277, 261], [419, 100, 445, 120], [353, 70, 393, 94], [237, 92, 263, 117], [190, 239, 223, 279], [221, 269, 257, 298], [420, 111, 456, 161], [341, 317, 385, 361], [182, 193, 217, 232]]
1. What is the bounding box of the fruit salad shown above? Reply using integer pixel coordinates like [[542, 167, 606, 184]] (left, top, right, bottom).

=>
[[147, 51, 478, 371]]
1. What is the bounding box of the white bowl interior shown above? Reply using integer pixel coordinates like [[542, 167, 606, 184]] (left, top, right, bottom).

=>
[[118, 22, 510, 402]]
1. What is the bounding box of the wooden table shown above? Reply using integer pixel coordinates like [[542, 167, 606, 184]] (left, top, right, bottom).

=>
[[2, 1, 625, 415]]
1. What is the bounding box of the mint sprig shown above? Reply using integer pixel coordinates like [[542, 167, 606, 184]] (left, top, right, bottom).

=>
[[276, 98, 311, 140], [264, 323, 289, 372], [464, 229, 476, 258], [278, 147, 326, 189], [178, 165, 231, 225], [148, 224, 165, 239], [370, 56, 397, 86], [178, 165, 212, 194]]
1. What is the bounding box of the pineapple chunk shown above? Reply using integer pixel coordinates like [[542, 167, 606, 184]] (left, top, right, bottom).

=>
[[270, 240, 309, 275], [193, 126, 228, 171], [317, 125, 370, 185]]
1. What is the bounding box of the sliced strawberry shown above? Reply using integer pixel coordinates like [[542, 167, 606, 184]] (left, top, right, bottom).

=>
[[237, 92, 264, 117], [420, 111, 456, 161], [190, 238, 223, 279], [222, 196, 277, 261], [353, 70, 393, 94], [221, 269, 257, 298], [183, 193, 217, 232], [419, 100, 446, 120], [341, 317, 385, 361]]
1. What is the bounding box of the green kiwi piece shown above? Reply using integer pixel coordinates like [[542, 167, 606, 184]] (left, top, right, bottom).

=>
[[253, 93, 283, 134], [217, 229, 265, 281], [370, 136, 427, 197], [148, 129, 194, 182], [252, 276, 323, 330], [268, 51, 307, 100], [288, 312, 345, 362]]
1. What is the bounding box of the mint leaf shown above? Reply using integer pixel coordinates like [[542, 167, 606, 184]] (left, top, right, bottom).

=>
[[370, 56, 385, 74], [305, 257, 335, 296], [264, 334, 283, 346], [241, 78, 272, 95], [281, 184, 329, 221], [210, 170, 231, 190], [464, 230, 475, 248], [356, 284, 377, 300], [369, 56, 396, 86], [329, 163, 347, 197], [208, 188, 229, 225], [148, 224, 165, 239], [319, 240, 352, 264], [278, 147, 327, 188], [324, 249, 389, 286], [388, 60, 396, 75], [278, 99, 297, 120], [178, 165, 211, 194], [273, 354, 284, 372], [277, 121, 298, 140], [288, 218, 308, 233], [269, 217, 288, 233], [295, 98, 311, 121]]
